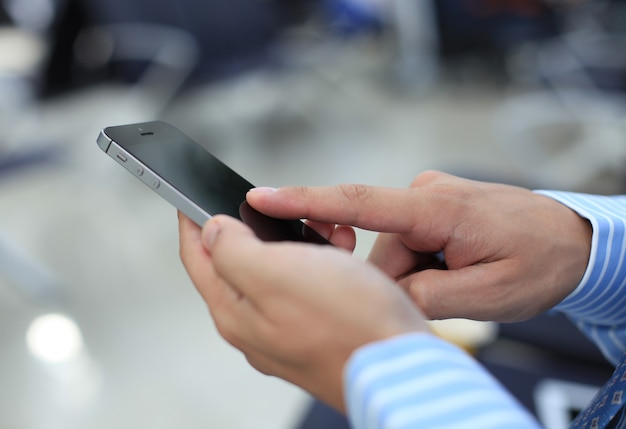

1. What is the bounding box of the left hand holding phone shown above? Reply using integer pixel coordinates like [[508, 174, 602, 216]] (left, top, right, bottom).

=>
[[177, 212, 429, 411]]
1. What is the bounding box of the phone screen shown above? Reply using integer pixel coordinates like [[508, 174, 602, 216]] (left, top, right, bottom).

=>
[[103, 122, 329, 244]]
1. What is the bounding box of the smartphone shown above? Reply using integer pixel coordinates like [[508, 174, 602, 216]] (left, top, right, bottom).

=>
[[97, 121, 329, 244]]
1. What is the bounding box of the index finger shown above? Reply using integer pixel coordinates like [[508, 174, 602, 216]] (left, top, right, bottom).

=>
[[246, 185, 424, 233]]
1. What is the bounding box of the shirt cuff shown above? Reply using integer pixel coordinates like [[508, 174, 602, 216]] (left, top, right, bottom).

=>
[[533, 191, 626, 323], [344, 332, 541, 429], [534, 191, 626, 364]]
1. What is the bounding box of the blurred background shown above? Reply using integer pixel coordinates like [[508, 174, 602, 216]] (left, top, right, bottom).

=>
[[0, 0, 625, 428]]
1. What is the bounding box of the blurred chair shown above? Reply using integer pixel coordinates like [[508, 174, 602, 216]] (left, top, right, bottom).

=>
[[39, 0, 311, 95], [20, 0, 324, 134], [496, 1, 626, 193], [69, 22, 199, 120]]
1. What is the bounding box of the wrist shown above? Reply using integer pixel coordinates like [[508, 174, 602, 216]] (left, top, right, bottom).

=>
[[535, 191, 625, 320]]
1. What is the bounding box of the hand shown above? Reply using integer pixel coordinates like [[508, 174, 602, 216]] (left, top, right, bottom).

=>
[[247, 171, 592, 322], [178, 212, 428, 410]]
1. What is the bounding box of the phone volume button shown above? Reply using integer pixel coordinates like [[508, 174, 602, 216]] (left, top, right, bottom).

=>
[[151, 179, 160, 189], [135, 166, 144, 176]]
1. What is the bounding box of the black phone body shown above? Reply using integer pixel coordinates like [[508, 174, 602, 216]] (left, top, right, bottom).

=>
[[97, 121, 329, 244]]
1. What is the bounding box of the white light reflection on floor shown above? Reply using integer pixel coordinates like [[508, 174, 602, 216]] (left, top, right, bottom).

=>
[[27, 313, 83, 363], [26, 313, 103, 414]]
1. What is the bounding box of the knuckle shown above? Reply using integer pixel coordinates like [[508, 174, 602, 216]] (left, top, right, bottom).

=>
[[290, 186, 312, 199], [410, 170, 445, 187], [254, 319, 280, 347], [290, 186, 309, 197], [214, 319, 240, 348], [246, 355, 273, 376], [337, 183, 373, 202], [287, 186, 315, 217]]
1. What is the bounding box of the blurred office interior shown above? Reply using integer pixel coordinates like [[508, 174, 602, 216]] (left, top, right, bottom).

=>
[[0, 0, 625, 428]]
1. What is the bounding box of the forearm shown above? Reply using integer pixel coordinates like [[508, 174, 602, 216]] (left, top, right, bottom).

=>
[[344, 333, 541, 429], [536, 191, 626, 364]]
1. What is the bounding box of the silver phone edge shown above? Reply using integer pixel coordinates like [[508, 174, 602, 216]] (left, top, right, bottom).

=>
[[97, 129, 212, 227]]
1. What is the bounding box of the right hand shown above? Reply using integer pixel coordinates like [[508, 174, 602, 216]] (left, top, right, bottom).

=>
[[247, 171, 592, 322]]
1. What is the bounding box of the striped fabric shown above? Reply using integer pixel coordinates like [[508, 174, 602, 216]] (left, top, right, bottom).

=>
[[539, 192, 626, 366], [343, 191, 626, 429], [345, 334, 541, 429]]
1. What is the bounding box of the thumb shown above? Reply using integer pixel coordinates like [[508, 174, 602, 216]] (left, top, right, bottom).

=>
[[201, 215, 256, 252], [201, 215, 265, 295], [403, 261, 520, 322]]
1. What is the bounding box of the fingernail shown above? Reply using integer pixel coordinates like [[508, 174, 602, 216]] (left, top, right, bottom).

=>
[[202, 219, 221, 249], [248, 187, 277, 195]]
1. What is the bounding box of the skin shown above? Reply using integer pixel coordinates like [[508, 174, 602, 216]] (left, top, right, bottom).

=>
[[178, 170, 592, 411], [245, 171, 593, 322], [179, 212, 428, 411]]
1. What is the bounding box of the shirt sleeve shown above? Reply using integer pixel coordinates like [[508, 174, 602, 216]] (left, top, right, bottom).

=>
[[535, 191, 626, 365], [344, 333, 541, 429]]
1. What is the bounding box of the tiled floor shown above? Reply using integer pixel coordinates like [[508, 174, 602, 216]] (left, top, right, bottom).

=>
[[0, 35, 623, 429]]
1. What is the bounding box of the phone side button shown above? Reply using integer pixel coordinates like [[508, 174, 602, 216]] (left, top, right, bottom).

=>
[[151, 179, 160, 189], [116, 153, 128, 162], [135, 166, 144, 176]]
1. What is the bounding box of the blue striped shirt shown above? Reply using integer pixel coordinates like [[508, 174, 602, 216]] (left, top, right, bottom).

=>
[[343, 191, 626, 429]]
